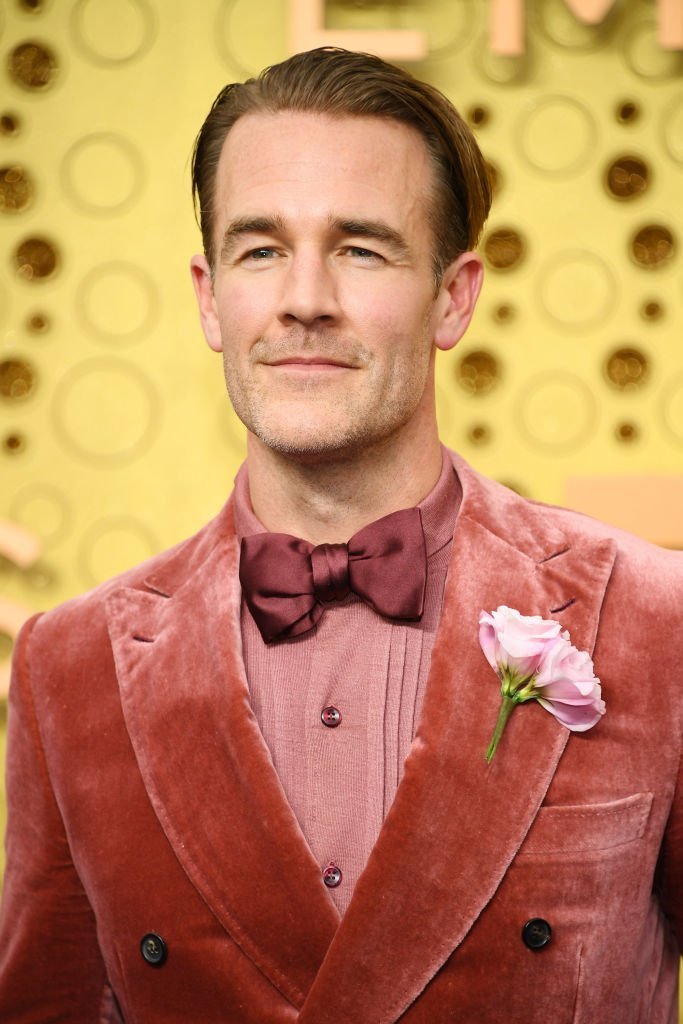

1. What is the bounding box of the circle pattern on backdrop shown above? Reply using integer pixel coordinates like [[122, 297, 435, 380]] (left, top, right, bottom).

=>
[[14, 236, 60, 281], [661, 93, 683, 164], [0, 358, 37, 401], [518, 373, 596, 451], [7, 40, 58, 90], [539, 251, 616, 328], [77, 262, 158, 343], [662, 374, 683, 446], [0, 165, 35, 213], [604, 155, 649, 200], [215, 0, 287, 75], [604, 347, 650, 391], [10, 484, 71, 545], [623, 18, 683, 79], [51, 357, 159, 463], [70, 0, 157, 66], [518, 96, 596, 176], [61, 133, 145, 215], [77, 515, 158, 587], [534, 0, 614, 50]]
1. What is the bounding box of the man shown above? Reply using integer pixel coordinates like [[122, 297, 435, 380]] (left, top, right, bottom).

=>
[[0, 47, 681, 1023]]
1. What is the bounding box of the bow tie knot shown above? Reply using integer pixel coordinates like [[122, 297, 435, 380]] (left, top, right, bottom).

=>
[[239, 507, 427, 643], [311, 543, 351, 604]]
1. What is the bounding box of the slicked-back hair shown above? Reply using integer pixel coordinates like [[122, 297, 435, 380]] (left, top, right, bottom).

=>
[[191, 47, 492, 283]]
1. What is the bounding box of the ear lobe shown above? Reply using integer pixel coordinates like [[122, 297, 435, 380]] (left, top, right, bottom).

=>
[[190, 254, 223, 353], [434, 251, 484, 352]]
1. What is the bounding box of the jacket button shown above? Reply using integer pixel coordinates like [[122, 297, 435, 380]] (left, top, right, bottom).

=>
[[522, 918, 552, 950], [321, 705, 342, 728], [322, 863, 342, 888], [140, 933, 167, 967]]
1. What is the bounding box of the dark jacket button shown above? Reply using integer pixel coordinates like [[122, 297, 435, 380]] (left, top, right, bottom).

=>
[[321, 706, 342, 728], [322, 863, 342, 888], [140, 933, 167, 966], [522, 918, 552, 950]]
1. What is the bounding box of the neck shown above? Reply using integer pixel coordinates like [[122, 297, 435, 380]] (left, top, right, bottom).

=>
[[245, 425, 443, 545]]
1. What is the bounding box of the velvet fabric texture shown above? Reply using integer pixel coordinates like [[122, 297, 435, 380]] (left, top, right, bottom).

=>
[[0, 451, 681, 1023]]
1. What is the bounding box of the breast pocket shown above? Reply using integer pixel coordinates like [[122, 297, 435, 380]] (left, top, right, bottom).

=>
[[519, 791, 654, 857]]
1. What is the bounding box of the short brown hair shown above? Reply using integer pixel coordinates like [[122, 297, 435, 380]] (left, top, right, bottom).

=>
[[191, 47, 491, 281]]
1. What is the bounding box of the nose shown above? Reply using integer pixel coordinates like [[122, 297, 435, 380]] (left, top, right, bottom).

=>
[[277, 251, 341, 327]]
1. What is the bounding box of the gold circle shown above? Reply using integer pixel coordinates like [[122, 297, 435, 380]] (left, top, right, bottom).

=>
[[7, 40, 58, 90], [468, 105, 490, 127], [616, 100, 640, 125], [631, 225, 675, 269], [3, 433, 27, 454], [0, 112, 22, 136], [14, 236, 59, 280], [483, 228, 525, 271], [605, 155, 649, 200], [492, 303, 515, 324], [485, 160, 502, 198], [640, 299, 664, 322], [615, 421, 639, 443], [0, 358, 37, 401], [624, 18, 683, 80], [456, 350, 501, 395], [27, 311, 51, 333], [468, 423, 492, 445], [0, 165, 35, 213], [604, 347, 650, 391]]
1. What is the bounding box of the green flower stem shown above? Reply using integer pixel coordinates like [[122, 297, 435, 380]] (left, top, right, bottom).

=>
[[485, 694, 516, 764]]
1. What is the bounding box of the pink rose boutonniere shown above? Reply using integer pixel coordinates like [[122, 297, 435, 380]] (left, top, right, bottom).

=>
[[480, 605, 605, 763]]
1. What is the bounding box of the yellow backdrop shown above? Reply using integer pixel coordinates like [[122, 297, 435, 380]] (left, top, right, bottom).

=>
[[1, 1, 682, 1002]]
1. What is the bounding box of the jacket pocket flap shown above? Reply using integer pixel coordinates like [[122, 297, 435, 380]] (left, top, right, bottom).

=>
[[520, 791, 654, 855]]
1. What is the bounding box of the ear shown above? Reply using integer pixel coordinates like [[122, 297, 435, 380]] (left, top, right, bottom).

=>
[[433, 251, 484, 352], [190, 254, 223, 353]]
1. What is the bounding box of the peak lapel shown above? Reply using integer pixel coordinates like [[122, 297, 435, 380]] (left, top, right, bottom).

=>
[[299, 465, 617, 1024], [105, 526, 339, 1009]]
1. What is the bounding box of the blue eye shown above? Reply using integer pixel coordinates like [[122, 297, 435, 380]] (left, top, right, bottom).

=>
[[249, 248, 275, 260], [348, 247, 381, 260]]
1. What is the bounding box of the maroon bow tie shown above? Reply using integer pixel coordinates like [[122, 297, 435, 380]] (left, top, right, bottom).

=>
[[239, 508, 427, 643]]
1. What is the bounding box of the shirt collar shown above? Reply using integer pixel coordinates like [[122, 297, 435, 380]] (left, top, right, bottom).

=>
[[232, 445, 461, 560]]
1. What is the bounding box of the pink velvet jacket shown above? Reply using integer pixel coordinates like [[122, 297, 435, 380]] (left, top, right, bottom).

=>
[[1, 452, 682, 1023]]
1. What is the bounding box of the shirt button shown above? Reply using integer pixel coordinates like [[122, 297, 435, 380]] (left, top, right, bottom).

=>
[[322, 863, 342, 888], [522, 918, 552, 950], [321, 705, 342, 728], [140, 932, 167, 966]]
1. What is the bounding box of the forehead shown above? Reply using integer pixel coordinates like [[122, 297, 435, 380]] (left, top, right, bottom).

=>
[[212, 110, 435, 230]]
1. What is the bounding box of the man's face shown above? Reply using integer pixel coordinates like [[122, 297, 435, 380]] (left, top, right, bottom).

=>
[[191, 110, 480, 461]]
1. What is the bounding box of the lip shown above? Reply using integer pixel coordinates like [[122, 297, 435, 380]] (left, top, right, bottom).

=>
[[265, 357, 355, 370]]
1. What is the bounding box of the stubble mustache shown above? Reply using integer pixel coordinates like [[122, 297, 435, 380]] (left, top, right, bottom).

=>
[[250, 331, 371, 368]]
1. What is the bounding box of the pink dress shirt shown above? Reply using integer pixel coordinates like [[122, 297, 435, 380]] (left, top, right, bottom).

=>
[[233, 450, 461, 913]]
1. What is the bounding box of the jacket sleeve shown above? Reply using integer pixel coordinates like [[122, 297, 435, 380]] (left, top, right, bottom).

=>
[[0, 616, 112, 1022]]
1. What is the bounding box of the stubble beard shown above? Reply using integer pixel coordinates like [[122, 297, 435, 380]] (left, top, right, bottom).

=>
[[222, 326, 434, 462]]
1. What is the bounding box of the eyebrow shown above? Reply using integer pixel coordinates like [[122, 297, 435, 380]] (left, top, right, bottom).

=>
[[219, 215, 287, 263], [218, 214, 413, 263], [330, 218, 412, 260]]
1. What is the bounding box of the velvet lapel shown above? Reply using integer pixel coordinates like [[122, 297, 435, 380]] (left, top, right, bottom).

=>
[[299, 456, 617, 1024], [104, 507, 340, 1010]]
